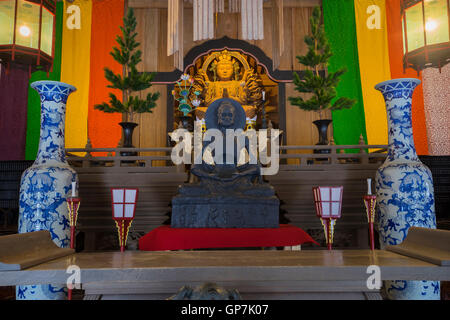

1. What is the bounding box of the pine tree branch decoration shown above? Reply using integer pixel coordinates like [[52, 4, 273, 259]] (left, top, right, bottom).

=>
[[94, 8, 160, 123], [288, 6, 355, 118]]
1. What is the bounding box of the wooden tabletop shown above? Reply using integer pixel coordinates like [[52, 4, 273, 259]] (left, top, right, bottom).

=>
[[1, 250, 449, 286]]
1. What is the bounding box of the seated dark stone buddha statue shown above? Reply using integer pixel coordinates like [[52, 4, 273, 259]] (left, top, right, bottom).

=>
[[171, 98, 279, 228]]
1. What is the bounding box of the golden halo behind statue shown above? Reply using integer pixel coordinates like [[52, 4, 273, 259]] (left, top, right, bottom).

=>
[[201, 49, 250, 81]]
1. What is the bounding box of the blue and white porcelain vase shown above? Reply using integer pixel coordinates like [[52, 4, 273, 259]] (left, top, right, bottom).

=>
[[17, 81, 77, 300], [374, 78, 439, 300]]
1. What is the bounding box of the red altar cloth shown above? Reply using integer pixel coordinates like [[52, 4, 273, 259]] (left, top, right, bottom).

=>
[[138, 224, 318, 251]]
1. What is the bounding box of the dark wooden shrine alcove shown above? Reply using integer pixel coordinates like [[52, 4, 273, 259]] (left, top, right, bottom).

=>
[[152, 36, 323, 145]]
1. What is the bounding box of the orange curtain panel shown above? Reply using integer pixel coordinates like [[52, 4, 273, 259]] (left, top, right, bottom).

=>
[[88, 0, 123, 154]]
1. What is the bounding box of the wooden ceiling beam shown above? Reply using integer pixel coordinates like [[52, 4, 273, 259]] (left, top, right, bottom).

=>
[[128, 0, 322, 9]]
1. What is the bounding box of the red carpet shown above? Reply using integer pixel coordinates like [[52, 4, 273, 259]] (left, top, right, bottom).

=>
[[139, 224, 319, 251]]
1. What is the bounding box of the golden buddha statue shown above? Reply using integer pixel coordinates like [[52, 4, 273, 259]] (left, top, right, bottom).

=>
[[190, 50, 263, 130]]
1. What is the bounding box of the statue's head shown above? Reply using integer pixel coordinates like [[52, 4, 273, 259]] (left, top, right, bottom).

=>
[[205, 98, 245, 130], [217, 102, 235, 127], [216, 51, 234, 81]]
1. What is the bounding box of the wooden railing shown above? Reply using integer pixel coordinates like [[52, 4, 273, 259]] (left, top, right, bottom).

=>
[[66, 147, 183, 173], [66, 144, 388, 171], [278, 144, 388, 168]]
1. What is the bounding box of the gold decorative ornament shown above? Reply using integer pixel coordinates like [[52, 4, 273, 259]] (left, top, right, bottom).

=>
[[189, 50, 263, 126]]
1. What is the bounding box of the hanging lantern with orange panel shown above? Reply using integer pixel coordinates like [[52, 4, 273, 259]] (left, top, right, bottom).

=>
[[0, 0, 57, 74]]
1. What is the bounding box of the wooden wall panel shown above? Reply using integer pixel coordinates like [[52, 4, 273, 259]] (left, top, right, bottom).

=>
[[134, 8, 159, 72], [292, 7, 312, 70], [132, 85, 167, 166], [285, 84, 315, 147], [285, 6, 332, 150], [216, 11, 240, 40], [133, 8, 167, 165], [254, 8, 273, 61], [158, 9, 175, 72], [284, 6, 322, 157], [285, 83, 332, 164], [279, 7, 294, 70], [183, 8, 201, 55]]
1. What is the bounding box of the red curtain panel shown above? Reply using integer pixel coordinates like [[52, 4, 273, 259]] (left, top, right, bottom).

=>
[[0, 64, 30, 160]]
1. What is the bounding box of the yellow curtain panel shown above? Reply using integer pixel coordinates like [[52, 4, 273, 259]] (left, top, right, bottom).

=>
[[354, 0, 391, 146], [61, 0, 92, 153]]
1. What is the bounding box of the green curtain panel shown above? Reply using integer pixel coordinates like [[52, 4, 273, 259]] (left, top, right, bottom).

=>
[[25, 1, 63, 160], [323, 0, 367, 149]]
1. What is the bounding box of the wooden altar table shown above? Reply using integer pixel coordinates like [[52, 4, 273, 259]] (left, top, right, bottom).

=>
[[1, 250, 449, 300], [1, 229, 449, 300]]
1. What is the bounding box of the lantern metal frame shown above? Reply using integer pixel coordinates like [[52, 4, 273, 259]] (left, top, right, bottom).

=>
[[312, 186, 343, 219], [363, 195, 377, 251], [312, 186, 344, 250], [111, 188, 139, 221], [0, 0, 57, 74], [66, 195, 80, 301], [401, 0, 450, 72], [67, 196, 80, 250], [111, 187, 139, 252]]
